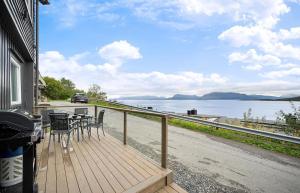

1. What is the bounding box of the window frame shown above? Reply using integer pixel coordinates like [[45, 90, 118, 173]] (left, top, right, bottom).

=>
[[10, 57, 22, 105]]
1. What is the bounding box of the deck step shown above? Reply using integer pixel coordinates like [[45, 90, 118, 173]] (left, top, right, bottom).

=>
[[156, 182, 188, 193], [123, 170, 172, 193]]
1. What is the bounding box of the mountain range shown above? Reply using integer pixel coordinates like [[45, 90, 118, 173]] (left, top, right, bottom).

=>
[[117, 92, 299, 101]]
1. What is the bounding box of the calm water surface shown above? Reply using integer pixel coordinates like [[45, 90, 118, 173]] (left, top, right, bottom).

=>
[[118, 100, 300, 120]]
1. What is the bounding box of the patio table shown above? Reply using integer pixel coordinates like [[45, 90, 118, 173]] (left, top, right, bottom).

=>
[[69, 114, 93, 141]]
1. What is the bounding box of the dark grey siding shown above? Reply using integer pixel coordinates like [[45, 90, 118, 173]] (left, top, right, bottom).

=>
[[0, 1, 34, 112], [3, 0, 35, 61]]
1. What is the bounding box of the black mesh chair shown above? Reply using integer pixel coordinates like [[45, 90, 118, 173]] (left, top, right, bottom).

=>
[[74, 108, 88, 115], [41, 109, 54, 138], [49, 113, 78, 147], [87, 110, 105, 139], [74, 107, 91, 136]]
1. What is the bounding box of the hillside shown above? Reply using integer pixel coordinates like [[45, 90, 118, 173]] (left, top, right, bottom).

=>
[[117, 92, 281, 100]]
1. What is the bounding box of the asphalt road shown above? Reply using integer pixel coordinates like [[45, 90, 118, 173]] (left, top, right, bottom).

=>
[[47, 101, 300, 193]]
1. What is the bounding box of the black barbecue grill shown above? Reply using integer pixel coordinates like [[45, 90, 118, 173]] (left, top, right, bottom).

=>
[[0, 109, 42, 193]]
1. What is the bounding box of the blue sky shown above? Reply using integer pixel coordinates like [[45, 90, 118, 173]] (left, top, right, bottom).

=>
[[39, 0, 300, 98]]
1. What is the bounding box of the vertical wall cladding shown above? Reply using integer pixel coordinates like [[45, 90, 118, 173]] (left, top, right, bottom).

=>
[[0, 1, 34, 112], [5, 0, 35, 61], [0, 25, 12, 110]]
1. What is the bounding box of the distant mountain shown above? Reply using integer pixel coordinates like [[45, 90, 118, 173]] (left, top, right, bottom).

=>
[[200, 92, 280, 100], [280, 94, 300, 98], [117, 96, 166, 100], [168, 94, 201, 100], [278, 96, 300, 101], [117, 92, 282, 100]]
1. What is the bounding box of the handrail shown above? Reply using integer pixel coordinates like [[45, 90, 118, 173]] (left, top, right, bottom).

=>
[[34, 104, 169, 168], [107, 101, 300, 145]]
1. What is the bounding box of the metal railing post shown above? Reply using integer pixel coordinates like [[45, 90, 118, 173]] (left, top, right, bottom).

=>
[[161, 115, 168, 169], [94, 105, 98, 119], [124, 111, 127, 145]]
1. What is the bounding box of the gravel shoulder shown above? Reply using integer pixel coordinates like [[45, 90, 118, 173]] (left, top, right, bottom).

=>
[[103, 109, 300, 193]]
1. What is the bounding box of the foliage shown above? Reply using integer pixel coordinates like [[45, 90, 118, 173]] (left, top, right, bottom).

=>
[[277, 103, 300, 136], [243, 108, 252, 127], [87, 84, 107, 101], [42, 77, 65, 100], [42, 76, 84, 100]]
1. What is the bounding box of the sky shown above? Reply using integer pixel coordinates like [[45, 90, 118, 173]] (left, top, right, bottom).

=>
[[39, 0, 300, 98]]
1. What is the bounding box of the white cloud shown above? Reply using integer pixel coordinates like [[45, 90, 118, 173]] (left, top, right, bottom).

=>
[[126, 0, 289, 29], [278, 27, 300, 40], [45, 0, 290, 29], [40, 49, 300, 97], [261, 67, 300, 78], [40, 48, 228, 97], [99, 40, 142, 64], [225, 80, 300, 96], [229, 49, 281, 70]]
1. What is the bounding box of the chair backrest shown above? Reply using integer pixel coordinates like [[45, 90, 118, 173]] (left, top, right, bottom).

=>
[[49, 113, 70, 131], [41, 109, 54, 125], [97, 110, 105, 124], [74, 108, 88, 115]]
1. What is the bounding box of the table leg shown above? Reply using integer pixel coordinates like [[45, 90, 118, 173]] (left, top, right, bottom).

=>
[[77, 122, 80, 142]]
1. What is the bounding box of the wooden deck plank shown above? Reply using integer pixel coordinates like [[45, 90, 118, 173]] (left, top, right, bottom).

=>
[[164, 185, 178, 193], [93, 132, 156, 175], [81, 138, 124, 193], [37, 133, 49, 193], [110, 137, 165, 174], [75, 140, 115, 193], [96, 138, 146, 182], [169, 183, 188, 193], [87, 138, 132, 190], [90, 135, 149, 180], [45, 137, 57, 193], [37, 131, 188, 193], [102, 134, 163, 175], [72, 140, 103, 193], [62, 146, 80, 193], [97, 136, 153, 179], [55, 142, 68, 193], [89, 136, 140, 186], [156, 183, 188, 193], [68, 142, 92, 193]]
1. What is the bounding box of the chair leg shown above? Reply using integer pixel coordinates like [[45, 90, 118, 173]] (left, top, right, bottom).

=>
[[102, 124, 105, 136], [66, 133, 70, 148], [97, 126, 100, 140], [58, 134, 61, 143], [48, 133, 52, 149]]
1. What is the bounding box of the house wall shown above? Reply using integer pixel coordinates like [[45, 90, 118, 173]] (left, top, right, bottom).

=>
[[0, 0, 34, 112]]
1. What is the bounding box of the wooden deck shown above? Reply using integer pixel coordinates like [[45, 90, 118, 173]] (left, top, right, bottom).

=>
[[36, 130, 187, 193]]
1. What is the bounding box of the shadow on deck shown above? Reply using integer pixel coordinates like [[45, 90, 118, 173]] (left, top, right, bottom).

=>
[[36, 129, 187, 193]]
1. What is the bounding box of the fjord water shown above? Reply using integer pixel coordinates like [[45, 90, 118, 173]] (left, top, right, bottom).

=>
[[119, 100, 300, 120]]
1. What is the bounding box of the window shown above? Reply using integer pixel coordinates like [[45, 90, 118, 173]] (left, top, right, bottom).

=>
[[11, 57, 22, 105]]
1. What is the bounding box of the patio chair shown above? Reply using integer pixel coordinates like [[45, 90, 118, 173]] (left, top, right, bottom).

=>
[[41, 109, 54, 138], [49, 113, 78, 148], [87, 110, 105, 139], [74, 107, 90, 136], [74, 108, 88, 115]]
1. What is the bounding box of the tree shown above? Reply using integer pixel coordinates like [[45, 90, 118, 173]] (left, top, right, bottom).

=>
[[42, 76, 82, 100], [87, 84, 107, 101], [42, 77, 64, 100], [60, 78, 76, 99], [277, 103, 300, 136]]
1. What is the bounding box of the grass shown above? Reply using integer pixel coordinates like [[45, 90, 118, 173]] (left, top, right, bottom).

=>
[[92, 100, 300, 158]]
